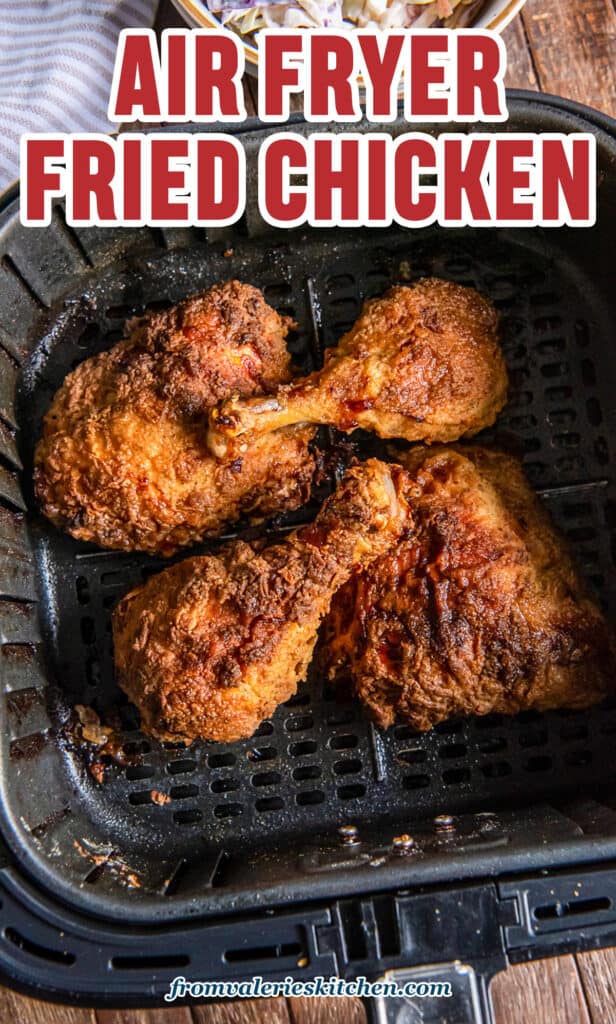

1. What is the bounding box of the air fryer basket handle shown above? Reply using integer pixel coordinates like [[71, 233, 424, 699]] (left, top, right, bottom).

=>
[[361, 959, 499, 1024]]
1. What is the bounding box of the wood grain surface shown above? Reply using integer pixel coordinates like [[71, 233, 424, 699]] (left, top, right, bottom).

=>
[[2, 2, 616, 1023]]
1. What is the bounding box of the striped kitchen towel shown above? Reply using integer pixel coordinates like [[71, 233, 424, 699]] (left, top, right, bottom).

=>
[[0, 0, 158, 193]]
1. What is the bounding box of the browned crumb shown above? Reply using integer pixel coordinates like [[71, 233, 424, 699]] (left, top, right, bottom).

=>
[[150, 789, 172, 805]]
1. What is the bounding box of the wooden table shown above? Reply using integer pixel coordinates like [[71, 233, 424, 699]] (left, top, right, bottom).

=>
[[4, 2, 616, 1022]]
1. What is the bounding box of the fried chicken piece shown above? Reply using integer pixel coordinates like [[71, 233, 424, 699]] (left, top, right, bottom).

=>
[[323, 447, 615, 731], [112, 459, 411, 744], [207, 279, 507, 459], [34, 282, 316, 556]]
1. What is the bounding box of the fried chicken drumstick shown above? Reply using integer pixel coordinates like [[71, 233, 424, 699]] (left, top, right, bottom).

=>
[[323, 447, 615, 731], [34, 282, 315, 556], [113, 459, 411, 743], [207, 279, 507, 459]]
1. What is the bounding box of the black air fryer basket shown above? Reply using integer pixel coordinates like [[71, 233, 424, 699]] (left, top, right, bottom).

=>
[[0, 93, 616, 1021]]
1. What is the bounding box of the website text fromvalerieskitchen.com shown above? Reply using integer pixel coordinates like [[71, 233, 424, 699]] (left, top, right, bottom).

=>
[[164, 974, 453, 1001]]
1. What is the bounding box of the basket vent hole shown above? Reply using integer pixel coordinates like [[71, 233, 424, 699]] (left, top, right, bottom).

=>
[[123, 739, 150, 756], [531, 291, 559, 307], [80, 617, 95, 644], [225, 941, 301, 964], [129, 790, 155, 806], [255, 796, 284, 813], [326, 709, 355, 726], [587, 397, 603, 426], [562, 501, 592, 520], [296, 790, 325, 806], [285, 714, 313, 733], [560, 723, 588, 742], [285, 692, 310, 708], [534, 896, 610, 921], [337, 783, 366, 800], [519, 730, 548, 749], [564, 750, 592, 767], [78, 323, 100, 349], [86, 657, 101, 687], [581, 358, 596, 386], [525, 755, 552, 773], [545, 385, 572, 403], [329, 734, 358, 751], [434, 719, 463, 735], [208, 752, 236, 769], [443, 767, 471, 785], [211, 778, 240, 794], [567, 526, 596, 543], [289, 740, 317, 757], [125, 765, 155, 781], [547, 409, 576, 429], [595, 437, 609, 465], [253, 721, 274, 737], [167, 758, 197, 775], [397, 747, 427, 766], [247, 746, 277, 763], [106, 303, 138, 320], [541, 362, 568, 380], [536, 338, 565, 357], [476, 714, 504, 730], [478, 737, 506, 755], [293, 764, 321, 782], [174, 808, 204, 825], [481, 762, 512, 779], [4, 928, 75, 965], [439, 743, 467, 759], [75, 576, 90, 604], [534, 315, 562, 333], [329, 296, 358, 314], [214, 804, 242, 819], [111, 953, 189, 970], [326, 272, 355, 292], [333, 759, 361, 776], [252, 771, 281, 787], [403, 774, 430, 790], [263, 281, 293, 300], [170, 784, 199, 800], [392, 724, 418, 741]]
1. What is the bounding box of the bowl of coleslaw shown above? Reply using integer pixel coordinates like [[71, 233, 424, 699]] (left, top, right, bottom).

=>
[[171, 0, 527, 70]]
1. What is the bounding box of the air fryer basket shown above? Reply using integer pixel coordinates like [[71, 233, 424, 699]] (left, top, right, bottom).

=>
[[1, 94, 616, 1009]]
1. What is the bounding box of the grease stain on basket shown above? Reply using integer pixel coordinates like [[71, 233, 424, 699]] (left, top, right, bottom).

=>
[[73, 837, 141, 888]]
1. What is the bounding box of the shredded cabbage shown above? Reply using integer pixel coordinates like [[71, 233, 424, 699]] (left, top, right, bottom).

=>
[[206, 0, 485, 37]]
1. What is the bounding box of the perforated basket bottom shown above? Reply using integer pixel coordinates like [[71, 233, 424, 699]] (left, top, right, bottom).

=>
[[12, 222, 616, 906]]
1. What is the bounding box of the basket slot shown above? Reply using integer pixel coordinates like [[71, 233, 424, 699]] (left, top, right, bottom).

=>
[[69, 225, 163, 265], [0, 349, 18, 428], [5, 686, 48, 740], [0, 602, 40, 645], [0, 420, 21, 472], [0, 257, 42, 362], [0, 467, 26, 512], [0, 507, 33, 558], [4, 213, 89, 307], [160, 227, 205, 249], [0, 558, 37, 603]]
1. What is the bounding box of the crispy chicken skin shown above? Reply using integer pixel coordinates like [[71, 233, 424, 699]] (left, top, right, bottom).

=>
[[208, 279, 507, 458], [113, 459, 411, 744], [322, 447, 615, 731], [34, 282, 316, 556]]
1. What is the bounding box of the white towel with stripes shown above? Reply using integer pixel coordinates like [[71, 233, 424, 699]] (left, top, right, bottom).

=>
[[0, 0, 158, 193]]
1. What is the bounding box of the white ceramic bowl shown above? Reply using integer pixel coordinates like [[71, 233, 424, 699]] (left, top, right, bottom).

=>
[[171, 0, 528, 71]]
